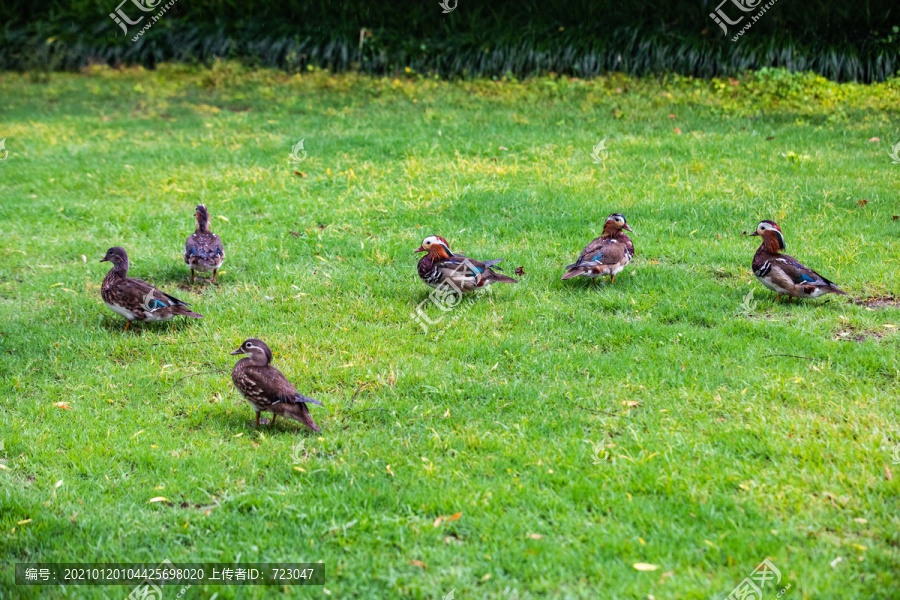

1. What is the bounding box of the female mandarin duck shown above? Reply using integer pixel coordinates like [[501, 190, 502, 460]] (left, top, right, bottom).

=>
[[415, 235, 518, 293], [100, 247, 203, 331], [750, 220, 847, 301], [561, 213, 634, 282], [230, 338, 323, 432], [184, 204, 225, 283]]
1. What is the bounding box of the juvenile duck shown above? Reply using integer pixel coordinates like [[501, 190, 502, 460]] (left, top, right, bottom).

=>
[[184, 204, 225, 283], [750, 220, 847, 301], [100, 247, 202, 331], [230, 338, 323, 432], [561, 213, 635, 282]]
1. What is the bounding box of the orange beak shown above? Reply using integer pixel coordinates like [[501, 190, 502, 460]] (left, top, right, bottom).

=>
[[623, 224, 634, 233], [414, 246, 425, 253]]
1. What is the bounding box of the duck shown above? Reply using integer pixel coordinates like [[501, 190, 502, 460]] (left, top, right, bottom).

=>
[[750, 220, 847, 301], [561, 213, 635, 282], [184, 204, 225, 283], [415, 235, 518, 294], [100, 247, 203, 331], [230, 338, 323, 432]]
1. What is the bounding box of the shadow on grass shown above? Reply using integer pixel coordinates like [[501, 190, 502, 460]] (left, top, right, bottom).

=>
[[96, 314, 205, 335]]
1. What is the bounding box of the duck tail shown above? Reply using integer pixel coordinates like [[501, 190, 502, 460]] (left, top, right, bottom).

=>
[[484, 269, 518, 284], [281, 402, 322, 433], [561, 267, 587, 280], [171, 305, 204, 318], [827, 285, 848, 296]]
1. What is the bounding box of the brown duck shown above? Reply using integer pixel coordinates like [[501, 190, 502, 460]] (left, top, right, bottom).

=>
[[561, 213, 635, 282], [184, 204, 225, 283], [230, 338, 323, 432], [100, 247, 202, 331]]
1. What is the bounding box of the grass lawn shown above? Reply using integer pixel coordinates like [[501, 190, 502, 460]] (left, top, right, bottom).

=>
[[1, 64, 899, 599]]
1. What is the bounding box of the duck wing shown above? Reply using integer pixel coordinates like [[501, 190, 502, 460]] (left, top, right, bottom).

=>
[[185, 233, 224, 263]]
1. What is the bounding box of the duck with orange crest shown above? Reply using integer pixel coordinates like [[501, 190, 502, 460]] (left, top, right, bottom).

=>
[[749, 220, 847, 301], [415, 235, 518, 293], [561, 213, 634, 283]]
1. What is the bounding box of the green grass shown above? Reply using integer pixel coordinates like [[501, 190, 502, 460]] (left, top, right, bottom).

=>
[[1, 64, 899, 599]]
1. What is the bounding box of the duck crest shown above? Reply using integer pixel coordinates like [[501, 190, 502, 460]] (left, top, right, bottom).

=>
[[195, 205, 211, 233], [761, 230, 786, 253]]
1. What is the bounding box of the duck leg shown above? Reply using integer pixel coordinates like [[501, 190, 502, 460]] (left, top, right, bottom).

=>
[[252, 411, 271, 426], [212, 269, 218, 284], [270, 414, 277, 427], [609, 274, 616, 284], [190, 269, 195, 284], [124, 321, 131, 331]]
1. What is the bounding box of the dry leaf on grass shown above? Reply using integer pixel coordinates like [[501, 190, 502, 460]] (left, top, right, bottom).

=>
[[433, 512, 462, 527], [673, 128, 682, 135], [527, 533, 542, 539], [633, 563, 659, 571], [53, 402, 74, 410], [148, 497, 168, 503], [409, 560, 427, 569], [868, 137, 880, 142], [622, 401, 640, 407], [886, 464, 893, 480]]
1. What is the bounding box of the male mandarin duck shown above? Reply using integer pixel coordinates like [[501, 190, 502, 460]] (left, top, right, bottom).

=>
[[100, 247, 202, 331], [230, 338, 323, 432], [561, 213, 635, 282], [750, 220, 847, 301], [415, 235, 518, 293], [184, 204, 225, 283]]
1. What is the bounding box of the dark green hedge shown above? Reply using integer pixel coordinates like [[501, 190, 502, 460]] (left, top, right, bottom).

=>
[[2, 0, 900, 81]]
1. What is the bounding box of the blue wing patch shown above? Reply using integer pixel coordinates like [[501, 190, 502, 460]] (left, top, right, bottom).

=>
[[799, 274, 816, 283], [147, 298, 168, 309]]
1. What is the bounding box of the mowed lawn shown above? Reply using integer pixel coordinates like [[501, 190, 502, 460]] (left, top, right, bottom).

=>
[[1, 64, 899, 599]]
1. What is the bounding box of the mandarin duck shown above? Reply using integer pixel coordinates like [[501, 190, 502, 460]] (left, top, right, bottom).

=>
[[184, 204, 225, 283], [230, 338, 323, 432], [561, 213, 634, 282], [415, 235, 518, 294], [100, 247, 202, 331], [749, 220, 847, 301]]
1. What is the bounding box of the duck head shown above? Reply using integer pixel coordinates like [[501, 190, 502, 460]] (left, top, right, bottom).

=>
[[195, 204, 211, 232], [100, 247, 129, 272], [414, 235, 453, 259], [230, 338, 273, 366], [749, 220, 786, 252], [602, 213, 634, 236]]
